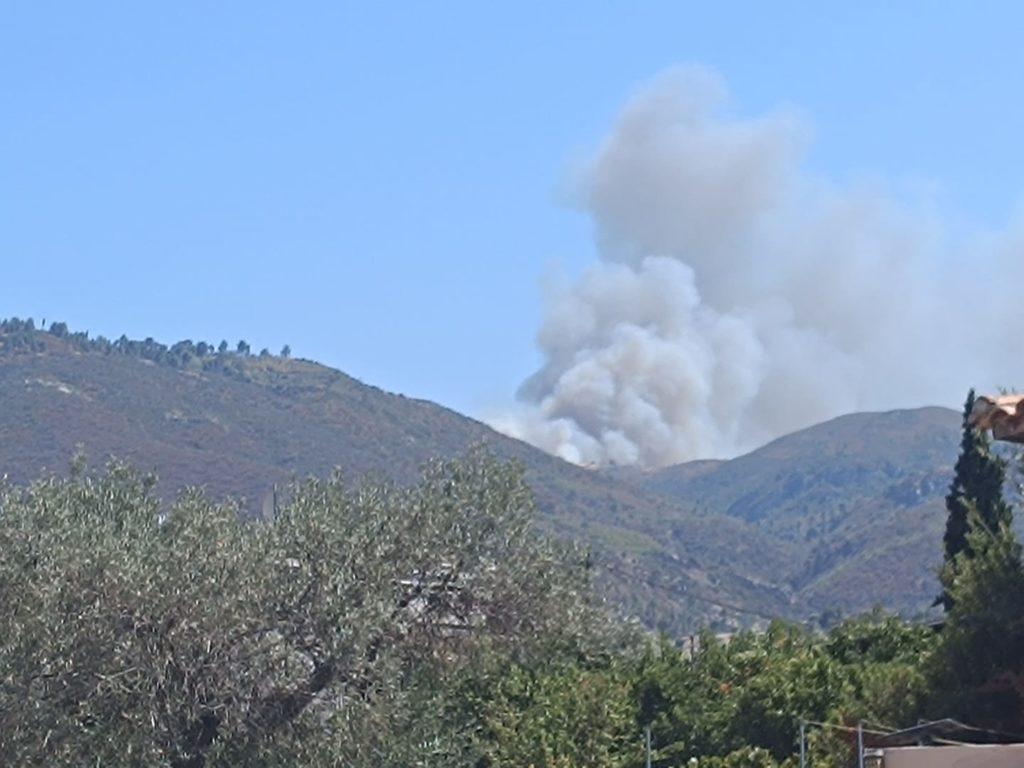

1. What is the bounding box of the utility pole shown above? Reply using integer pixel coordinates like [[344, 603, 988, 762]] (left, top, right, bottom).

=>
[[857, 721, 865, 768], [799, 719, 806, 768], [645, 725, 652, 768]]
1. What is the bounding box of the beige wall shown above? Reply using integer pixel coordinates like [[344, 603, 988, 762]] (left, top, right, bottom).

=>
[[881, 744, 1024, 768]]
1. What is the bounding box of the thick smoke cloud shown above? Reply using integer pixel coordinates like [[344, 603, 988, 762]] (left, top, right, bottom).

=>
[[492, 66, 1024, 468]]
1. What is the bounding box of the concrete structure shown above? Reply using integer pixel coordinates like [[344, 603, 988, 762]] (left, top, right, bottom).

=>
[[863, 719, 1024, 767], [866, 743, 1024, 767]]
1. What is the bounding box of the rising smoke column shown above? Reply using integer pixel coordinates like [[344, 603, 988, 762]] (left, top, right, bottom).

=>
[[492, 66, 1024, 468]]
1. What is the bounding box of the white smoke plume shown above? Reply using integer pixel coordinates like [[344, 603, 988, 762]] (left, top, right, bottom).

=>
[[492, 66, 1024, 468]]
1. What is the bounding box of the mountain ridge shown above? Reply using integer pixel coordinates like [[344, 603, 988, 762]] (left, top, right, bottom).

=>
[[631, 405, 962, 614], [0, 321, 966, 630]]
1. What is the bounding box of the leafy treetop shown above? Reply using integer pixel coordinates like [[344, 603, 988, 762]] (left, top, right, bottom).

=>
[[0, 316, 294, 377]]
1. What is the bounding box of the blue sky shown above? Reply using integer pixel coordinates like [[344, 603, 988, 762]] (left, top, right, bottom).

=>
[[3, 2, 1023, 423]]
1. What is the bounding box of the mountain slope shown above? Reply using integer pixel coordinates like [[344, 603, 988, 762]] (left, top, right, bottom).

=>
[[0, 322, 975, 628], [630, 407, 963, 615], [0, 327, 794, 632]]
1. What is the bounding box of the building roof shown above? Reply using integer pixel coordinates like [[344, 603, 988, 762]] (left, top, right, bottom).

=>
[[870, 719, 1023, 748], [968, 394, 1024, 443]]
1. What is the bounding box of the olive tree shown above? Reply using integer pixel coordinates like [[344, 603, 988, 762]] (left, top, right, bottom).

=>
[[0, 449, 611, 766]]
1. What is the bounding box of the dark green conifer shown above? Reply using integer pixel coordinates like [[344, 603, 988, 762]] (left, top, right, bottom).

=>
[[938, 389, 1013, 610]]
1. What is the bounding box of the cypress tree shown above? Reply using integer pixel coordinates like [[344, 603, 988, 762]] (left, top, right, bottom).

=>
[[938, 389, 1014, 610]]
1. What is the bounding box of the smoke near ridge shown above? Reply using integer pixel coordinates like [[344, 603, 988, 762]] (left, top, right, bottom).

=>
[[490, 66, 1024, 468]]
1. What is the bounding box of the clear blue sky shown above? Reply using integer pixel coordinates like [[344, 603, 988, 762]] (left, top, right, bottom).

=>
[[3, 2, 1023, 417]]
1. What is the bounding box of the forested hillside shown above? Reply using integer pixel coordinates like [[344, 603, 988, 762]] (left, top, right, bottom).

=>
[[0, 319, 966, 628], [3, 319, 1024, 765], [0, 319, 794, 632], [629, 407, 963, 615]]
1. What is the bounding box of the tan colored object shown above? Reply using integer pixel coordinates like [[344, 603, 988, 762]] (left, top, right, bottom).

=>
[[968, 394, 1024, 443], [871, 744, 1024, 767]]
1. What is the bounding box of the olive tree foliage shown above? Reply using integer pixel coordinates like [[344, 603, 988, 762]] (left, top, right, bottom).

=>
[[0, 449, 614, 767]]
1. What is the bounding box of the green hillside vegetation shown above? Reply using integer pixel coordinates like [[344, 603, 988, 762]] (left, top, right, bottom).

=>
[[0, 319, 798, 633], [0, 318, 972, 628], [2, 447, 1022, 766], [2, 319, 1022, 764], [635, 408, 963, 616]]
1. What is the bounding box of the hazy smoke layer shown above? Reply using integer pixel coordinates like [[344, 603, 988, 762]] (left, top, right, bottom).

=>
[[493, 66, 1024, 468]]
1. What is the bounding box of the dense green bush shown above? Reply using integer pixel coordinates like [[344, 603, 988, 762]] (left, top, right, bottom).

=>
[[0, 450, 617, 766]]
